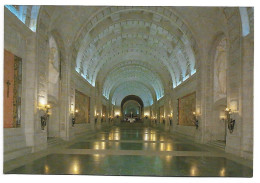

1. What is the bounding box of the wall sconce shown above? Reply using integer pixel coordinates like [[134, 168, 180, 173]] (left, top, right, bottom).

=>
[[40, 104, 51, 130], [193, 111, 199, 129], [115, 112, 120, 118], [101, 114, 105, 123], [220, 115, 226, 122], [168, 114, 172, 126], [109, 116, 112, 122], [162, 115, 165, 124], [152, 116, 157, 124], [225, 108, 236, 133], [72, 109, 78, 127], [95, 113, 99, 124]]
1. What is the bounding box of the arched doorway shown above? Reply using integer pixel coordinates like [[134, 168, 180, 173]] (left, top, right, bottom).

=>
[[121, 95, 144, 122], [123, 100, 141, 119], [212, 36, 228, 143]]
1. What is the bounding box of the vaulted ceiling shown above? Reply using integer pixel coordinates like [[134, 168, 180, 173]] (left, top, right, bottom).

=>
[[5, 5, 252, 108], [73, 7, 198, 106]]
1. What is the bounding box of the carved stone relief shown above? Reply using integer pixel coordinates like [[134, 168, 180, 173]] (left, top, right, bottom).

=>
[[214, 38, 227, 102]]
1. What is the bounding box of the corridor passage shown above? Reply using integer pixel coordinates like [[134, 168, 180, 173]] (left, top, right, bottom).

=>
[[6, 124, 252, 176]]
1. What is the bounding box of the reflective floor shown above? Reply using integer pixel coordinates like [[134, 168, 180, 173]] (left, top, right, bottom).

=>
[[6, 124, 253, 177]]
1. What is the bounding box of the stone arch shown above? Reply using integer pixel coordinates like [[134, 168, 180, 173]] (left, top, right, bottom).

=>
[[204, 32, 230, 143], [222, 8, 242, 112], [36, 6, 70, 139], [122, 100, 142, 118], [121, 95, 144, 117], [48, 30, 70, 139]]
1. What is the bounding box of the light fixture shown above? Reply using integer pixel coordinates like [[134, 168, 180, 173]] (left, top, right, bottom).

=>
[[108, 115, 112, 122], [72, 109, 79, 127], [40, 104, 51, 130], [144, 113, 149, 119], [192, 111, 199, 129], [162, 115, 165, 124], [168, 114, 172, 126], [70, 104, 75, 113], [115, 112, 120, 118], [225, 108, 235, 133], [95, 113, 99, 124], [101, 114, 105, 123], [152, 116, 157, 124]]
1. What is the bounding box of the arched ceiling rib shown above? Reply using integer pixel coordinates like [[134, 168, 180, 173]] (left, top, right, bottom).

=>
[[121, 96, 144, 109], [122, 100, 142, 110], [73, 7, 198, 106]]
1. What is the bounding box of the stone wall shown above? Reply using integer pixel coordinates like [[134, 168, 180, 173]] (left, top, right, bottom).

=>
[[170, 74, 198, 139], [4, 8, 36, 161], [75, 90, 90, 124], [178, 92, 196, 126]]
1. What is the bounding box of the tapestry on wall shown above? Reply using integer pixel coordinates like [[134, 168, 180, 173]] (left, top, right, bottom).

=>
[[178, 92, 196, 126], [75, 90, 90, 124], [4, 50, 22, 128]]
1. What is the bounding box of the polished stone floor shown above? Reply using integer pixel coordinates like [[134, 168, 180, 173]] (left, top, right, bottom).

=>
[[6, 124, 253, 177]]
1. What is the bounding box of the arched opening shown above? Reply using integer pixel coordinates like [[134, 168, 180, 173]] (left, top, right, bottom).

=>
[[121, 95, 144, 122], [213, 37, 228, 144], [123, 100, 141, 118]]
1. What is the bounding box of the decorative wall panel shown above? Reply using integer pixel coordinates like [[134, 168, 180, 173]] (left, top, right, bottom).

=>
[[159, 106, 164, 123], [75, 90, 90, 124], [13, 55, 22, 127], [178, 92, 196, 126], [4, 50, 22, 128]]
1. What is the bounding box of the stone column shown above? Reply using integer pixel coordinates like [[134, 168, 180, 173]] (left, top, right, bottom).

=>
[[24, 34, 37, 148], [240, 31, 253, 160]]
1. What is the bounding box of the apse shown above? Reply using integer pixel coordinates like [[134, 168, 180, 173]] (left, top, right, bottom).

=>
[[122, 100, 141, 117]]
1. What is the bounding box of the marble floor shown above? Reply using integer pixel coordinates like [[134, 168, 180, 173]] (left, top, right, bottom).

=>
[[5, 124, 253, 177]]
